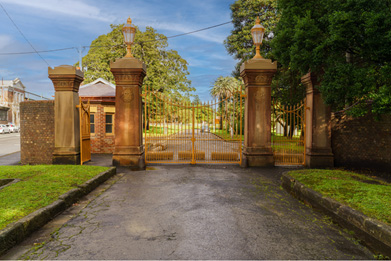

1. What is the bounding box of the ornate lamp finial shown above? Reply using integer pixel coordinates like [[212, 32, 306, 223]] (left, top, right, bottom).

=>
[[251, 16, 265, 59]]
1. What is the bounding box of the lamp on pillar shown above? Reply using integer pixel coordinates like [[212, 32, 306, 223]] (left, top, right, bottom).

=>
[[122, 17, 136, 58], [250, 17, 265, 59], [239, 16, 277, 167], [111, 17, 146, 169]]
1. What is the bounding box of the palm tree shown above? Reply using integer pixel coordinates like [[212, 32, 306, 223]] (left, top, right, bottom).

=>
[[210, 76, 241, 131]]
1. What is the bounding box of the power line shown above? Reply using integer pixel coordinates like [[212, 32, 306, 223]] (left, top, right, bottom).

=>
[[0, 21, 232, 56], [139, 21, 232, 43], [0, 47, 76, 55], [0, 2, 51, 66]]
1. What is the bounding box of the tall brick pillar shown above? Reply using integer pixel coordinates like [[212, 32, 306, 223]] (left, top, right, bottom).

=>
[[48, 65, 83, 164], [301, 72, 334, 168], [240, 59, 277, 167], [111, 57, 146, 169]]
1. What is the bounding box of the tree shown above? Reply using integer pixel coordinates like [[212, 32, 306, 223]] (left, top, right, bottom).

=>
[[192, 95, 201, 105], [271, 0, 391, 116], [224, 0, 279, 77], [225, 0, 305, 106], [210, 76, 243, 132], [77, 24, 195, 99]]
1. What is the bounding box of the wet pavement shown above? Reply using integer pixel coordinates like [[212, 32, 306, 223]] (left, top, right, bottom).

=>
[[2, 163, 374, 259]]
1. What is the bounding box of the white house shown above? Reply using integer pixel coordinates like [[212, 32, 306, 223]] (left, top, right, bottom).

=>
[[0, 78, 26, 126]]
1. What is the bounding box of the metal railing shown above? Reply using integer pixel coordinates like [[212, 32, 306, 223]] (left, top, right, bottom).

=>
[[143, 87, 245, 165], [271, 100, 306, 166]]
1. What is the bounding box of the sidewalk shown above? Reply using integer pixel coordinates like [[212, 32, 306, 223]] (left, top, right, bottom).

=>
[[0, 152, 20, 166]]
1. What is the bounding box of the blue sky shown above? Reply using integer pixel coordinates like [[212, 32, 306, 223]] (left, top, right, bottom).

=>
[[0, 0, 238, 101]]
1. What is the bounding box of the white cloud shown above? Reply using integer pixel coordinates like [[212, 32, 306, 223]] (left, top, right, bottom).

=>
[[1, 0, 115, 22], [0, 35, 13, 49], [0, 69, 15, 79]]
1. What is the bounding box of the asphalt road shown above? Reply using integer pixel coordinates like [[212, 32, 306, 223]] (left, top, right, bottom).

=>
[[0, 132, 20, 157], [4, 164, 374, 260]]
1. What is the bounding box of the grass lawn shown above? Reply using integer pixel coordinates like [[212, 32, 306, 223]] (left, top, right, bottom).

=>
[[145, 126, 177, 136], [210, 129, 243, 140], [0, 165, 109, 230], [287, 169, 391, 225]]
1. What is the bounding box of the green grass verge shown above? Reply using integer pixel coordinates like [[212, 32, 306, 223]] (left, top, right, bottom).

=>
[[287, 169, 391, 225], [0, 165, 109, 230]]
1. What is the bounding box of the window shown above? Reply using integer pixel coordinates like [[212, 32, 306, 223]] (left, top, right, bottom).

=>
[[105, 114, 114, 134], [90, 114, 95, 134], [0, 110, 7, 122]]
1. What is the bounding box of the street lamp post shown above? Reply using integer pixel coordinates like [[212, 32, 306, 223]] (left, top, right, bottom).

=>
[[122, 17, 136, 58], [250, 17, 265, 59]]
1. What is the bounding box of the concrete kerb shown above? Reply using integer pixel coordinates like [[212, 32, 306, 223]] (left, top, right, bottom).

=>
[[281, 172, 391, 257], [0, 167, 116, 256]]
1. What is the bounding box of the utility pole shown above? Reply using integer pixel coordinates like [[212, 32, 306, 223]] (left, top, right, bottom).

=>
[[79, 45, 83, 71], [76, 45, 84, 71]]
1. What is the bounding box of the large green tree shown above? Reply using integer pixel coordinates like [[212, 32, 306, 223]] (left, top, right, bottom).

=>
[[78, 24, 194, 99], [224, 0, 279, 77], [272, 0, 391, 115], [225, 0, 305, 106]]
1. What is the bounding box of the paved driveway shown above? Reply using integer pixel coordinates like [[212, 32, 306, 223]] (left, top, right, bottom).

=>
[[6, 165, 374, 259], [147, 132, 241, 163]]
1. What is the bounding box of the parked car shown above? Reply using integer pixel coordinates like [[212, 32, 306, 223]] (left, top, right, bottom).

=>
[[201, 124, 210, 133], [0, 124, 11, 134], [6, 124, 17, 133]]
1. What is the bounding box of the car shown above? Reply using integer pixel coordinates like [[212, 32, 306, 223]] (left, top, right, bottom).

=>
[[0, 124, 11, 134], [6, 124, 17, 133], [201, 124, 210, 133]]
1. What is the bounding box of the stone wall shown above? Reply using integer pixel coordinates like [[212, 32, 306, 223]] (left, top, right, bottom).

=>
[[331, 112, 391, 172], [20, 100, 54, 164]]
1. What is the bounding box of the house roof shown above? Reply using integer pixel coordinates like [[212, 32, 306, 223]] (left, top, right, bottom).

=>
[[0, 78, 26, 90], [79, 78, 116, 97]]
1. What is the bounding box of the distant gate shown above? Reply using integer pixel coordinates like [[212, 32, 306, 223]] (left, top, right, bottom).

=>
[[78, 98, 91, 165], [143, 87, 244, 165], [271, 100, 305, 165]]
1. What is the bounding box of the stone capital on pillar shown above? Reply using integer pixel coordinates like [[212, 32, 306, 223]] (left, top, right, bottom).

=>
[[301, 72, 334, 168], [48, 65, 84, 165], [240, 59, 277, 167], [111, 57, 146, 169]]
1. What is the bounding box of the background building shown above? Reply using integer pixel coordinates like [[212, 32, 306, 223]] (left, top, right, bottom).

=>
[[79, 78, 116, 154], [0, 78, 26, 125]]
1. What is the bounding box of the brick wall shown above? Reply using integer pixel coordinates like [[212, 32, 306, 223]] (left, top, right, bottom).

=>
[[331, 112, 391, 172], [90, 104, 115, 154], [20, 100, 54, 164]]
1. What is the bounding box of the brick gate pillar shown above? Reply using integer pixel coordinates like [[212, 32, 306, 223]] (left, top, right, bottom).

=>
[[48, 65, 84, 164], [301, 72, 334, 168], [240, 59, 277, 167], [110, 57, 146, 169]]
